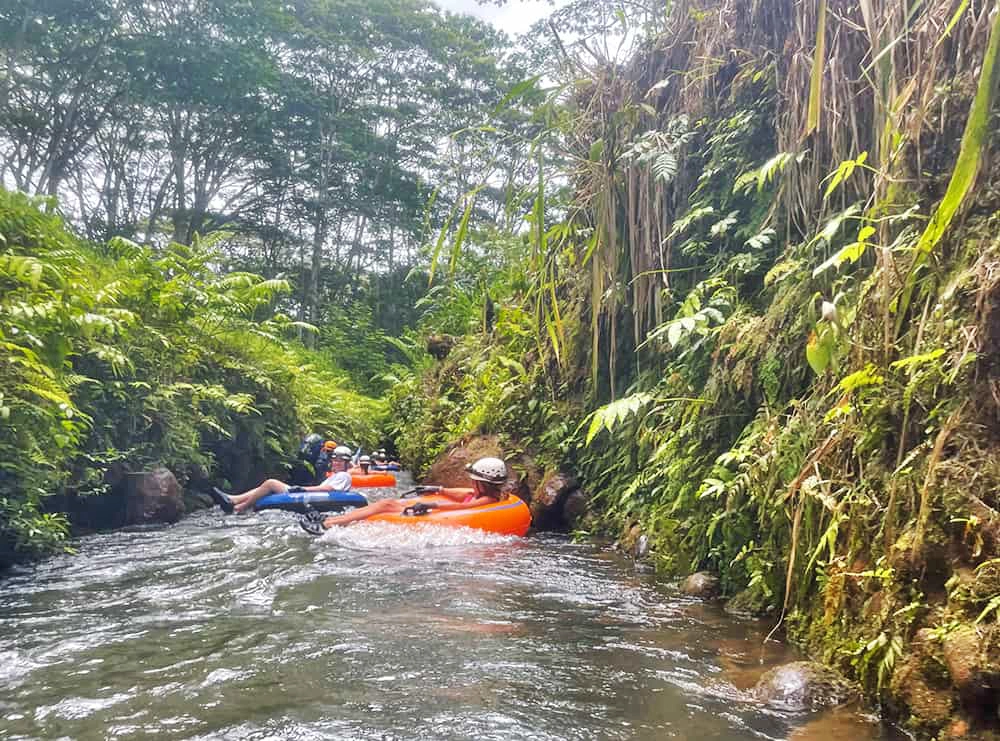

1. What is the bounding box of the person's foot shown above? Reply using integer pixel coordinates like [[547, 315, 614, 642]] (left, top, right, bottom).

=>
[[210, 487, 235, 514]]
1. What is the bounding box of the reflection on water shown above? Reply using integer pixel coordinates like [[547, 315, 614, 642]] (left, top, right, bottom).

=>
[[0, 483, 901, 740]]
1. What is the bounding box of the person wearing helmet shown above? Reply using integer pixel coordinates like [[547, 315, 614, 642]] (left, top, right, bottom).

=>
[[209, 444, 354, 514], [312, 440, 339, 484], [372, 448, 399, 467], [356, 455, 372, 474], [298, 433, 324, 463], [304, 456, 508, 532]]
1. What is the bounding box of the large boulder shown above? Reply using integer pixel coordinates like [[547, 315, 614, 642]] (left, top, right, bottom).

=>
[[682, 571, 721, 599], [424, 435, 543, 503], [889, 649, 956, 731], [941, 624, 1000, 712], [530, 471, 578, 530], [124, 468, 184, 525], [425, 435, 506, 487], [724, 587, 773, 618], [753, 661, 857, 711], [561, 489, 589, 529]]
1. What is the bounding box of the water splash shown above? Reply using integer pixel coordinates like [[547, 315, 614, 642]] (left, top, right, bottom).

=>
[[315, 521, 518, 551]]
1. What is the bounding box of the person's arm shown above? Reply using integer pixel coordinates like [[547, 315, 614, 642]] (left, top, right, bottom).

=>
[[432, 486, 474, 502], [424, 496, 496, 511], [310, 471, 351, 492]]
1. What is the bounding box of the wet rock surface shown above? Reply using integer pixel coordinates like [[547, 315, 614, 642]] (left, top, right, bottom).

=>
[[561, 489, 589, 529], [124, 468, 184, 525], [529, 471, 578, 530], [753, 661, 857, 712], [682, 571, 721, 599]]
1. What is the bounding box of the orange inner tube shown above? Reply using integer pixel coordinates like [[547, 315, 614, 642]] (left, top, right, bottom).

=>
[[349, 472, 397, 487], [368, 494, 531, 537]]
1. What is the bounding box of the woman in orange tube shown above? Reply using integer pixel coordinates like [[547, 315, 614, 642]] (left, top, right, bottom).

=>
[[301, 457, 507, 534]]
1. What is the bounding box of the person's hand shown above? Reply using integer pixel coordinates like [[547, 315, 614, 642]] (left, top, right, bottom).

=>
[[403, 502, 435, 516]]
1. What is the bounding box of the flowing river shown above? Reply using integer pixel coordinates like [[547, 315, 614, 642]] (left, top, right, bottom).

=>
[[1, 485, 904, 740]]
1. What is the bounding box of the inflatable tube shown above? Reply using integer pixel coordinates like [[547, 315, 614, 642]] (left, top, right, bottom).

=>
[[371, 464, 401, 472], [254, 490, 368, 514], [350, 472, 397, 487], [368, 494, 531, 537]]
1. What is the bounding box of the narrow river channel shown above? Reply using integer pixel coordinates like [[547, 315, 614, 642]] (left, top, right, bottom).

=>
[[1, 487, 903, 740]]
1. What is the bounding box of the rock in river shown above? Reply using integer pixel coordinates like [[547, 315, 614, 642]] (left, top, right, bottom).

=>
[[682, 571, 720, 599], [530, 470, 579, 530], [124, 468, 184, 525], [753, 661, 857, 712], [561, 489, 589, 529]]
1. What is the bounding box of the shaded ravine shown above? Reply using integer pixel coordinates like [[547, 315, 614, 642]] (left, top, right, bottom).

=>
[[1, 493, 901, 740]]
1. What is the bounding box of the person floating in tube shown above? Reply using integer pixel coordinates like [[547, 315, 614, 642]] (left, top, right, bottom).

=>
[[373, 449, 400, 467], [300, 457, 508, 534], [209, 445, 354, 514], [349, 454, 373, 475]]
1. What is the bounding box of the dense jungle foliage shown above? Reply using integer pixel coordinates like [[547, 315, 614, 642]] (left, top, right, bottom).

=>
[[385, 0, 1000, 736], [0, 188, 383, 563], [4, 0, 1000, 735], [0, 0, 534, 563]]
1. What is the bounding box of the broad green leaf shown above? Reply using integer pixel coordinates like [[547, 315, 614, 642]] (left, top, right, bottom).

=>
[[806, 330, 831, 374], [589, 138, 605, 161], [805, 0, 828, 135], [492, 75, 541, 115], [897, 8, 1000, 333], [448, 192, 477, 279], [936, 0, 970, 48]]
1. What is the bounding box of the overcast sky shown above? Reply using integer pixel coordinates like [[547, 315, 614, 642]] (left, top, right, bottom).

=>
[[434, 0, 560, 36]]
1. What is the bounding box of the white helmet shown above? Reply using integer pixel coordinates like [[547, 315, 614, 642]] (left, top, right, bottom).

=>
[[359, 455, 371, 464], [333, 445, 353, 460], [466, 457, 507, 484]]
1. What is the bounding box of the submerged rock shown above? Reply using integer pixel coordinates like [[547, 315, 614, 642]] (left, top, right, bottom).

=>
[[124, 468, 184, 525], [682, 571, 720, 599], [753, 661, 857, 712]]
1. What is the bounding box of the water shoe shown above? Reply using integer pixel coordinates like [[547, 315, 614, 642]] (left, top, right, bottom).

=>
[[299, 517, 326, 536], [210, 487, 235, 514]]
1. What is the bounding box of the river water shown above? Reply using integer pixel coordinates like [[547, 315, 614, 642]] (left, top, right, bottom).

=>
[[1, 486, 903, 740]]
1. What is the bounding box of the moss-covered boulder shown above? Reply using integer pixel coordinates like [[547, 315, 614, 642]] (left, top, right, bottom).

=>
[[682, 571, 721, 599], [753, 661, 857, 711], [942, 625, 1000, 716]]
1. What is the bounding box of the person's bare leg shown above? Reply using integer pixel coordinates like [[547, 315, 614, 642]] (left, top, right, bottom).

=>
[[231, 479, 288, 513], [321, 499, 407, 528]]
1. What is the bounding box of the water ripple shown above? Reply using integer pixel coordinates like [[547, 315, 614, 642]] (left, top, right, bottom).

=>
[[0, 507, 900, 740]]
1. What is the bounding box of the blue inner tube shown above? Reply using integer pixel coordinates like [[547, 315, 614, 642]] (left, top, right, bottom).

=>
[[254, 490, 368, 514], [371, 464, 401, 471]]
